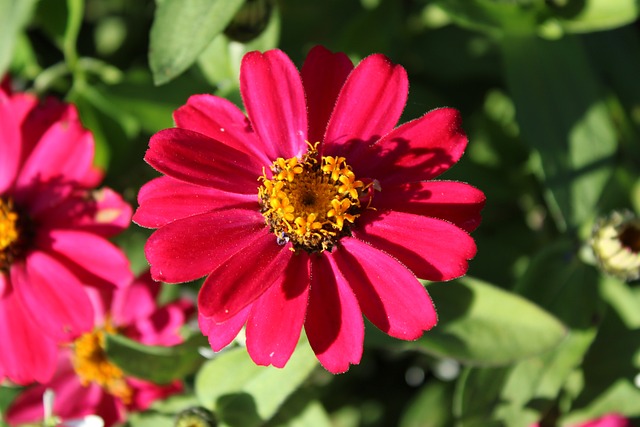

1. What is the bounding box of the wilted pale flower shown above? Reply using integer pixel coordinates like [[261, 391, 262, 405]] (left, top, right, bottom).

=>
[[591, 210, 640, 281]]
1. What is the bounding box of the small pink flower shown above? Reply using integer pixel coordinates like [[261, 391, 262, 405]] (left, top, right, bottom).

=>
[[0, 84, 133, 384], [6, 271, 194, 427], [134, 46, 485, 373]]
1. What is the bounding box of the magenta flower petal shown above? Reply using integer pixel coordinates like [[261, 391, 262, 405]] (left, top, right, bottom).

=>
[[0, 291, 57, 384], [133, 176, 257, 228], [355, 210, 477, 281], [174, 94, 270, 165], [335, 238, 437, 339], [127, 377, 183, 412], [240, 49, 308, 159], [324, 53, 408, 151], [7, 360, 123, 427], [300, 45, 354, 145], [145, 128, 262, 194], [305, 253, 364, 374], [15, 111, 94, 189], [145, 208, 266, 283], [11, 252, 94, 340], [374, 181, 486, 232], [351, 108, 467, 184], [198, 233, 294, 322], [246, 252, 310, 367], [0, 91, 21, 193], [41, 187, 132, 237], [110, 271, 159, 326], [39, 229, 132, 289], [199, 307, 250, 351]]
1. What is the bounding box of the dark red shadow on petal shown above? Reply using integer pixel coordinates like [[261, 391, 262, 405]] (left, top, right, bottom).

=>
[[347, 138, 456, 185], [374, 181, 486, 232]]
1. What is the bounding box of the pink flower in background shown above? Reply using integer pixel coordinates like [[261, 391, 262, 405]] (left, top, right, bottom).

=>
[[134, 46, 485, 373], [6, 271, 194, 427], [0, 83, 132, 384], [532, 414, 630, 427]]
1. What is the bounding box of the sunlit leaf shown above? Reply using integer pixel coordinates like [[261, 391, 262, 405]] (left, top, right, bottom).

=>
[[502, 34, 617, 232], [195, 342, 318, 427], [417, 277, 567, 365], [0, 0, 38, 77], [149, 0, 244, 85], [454, 240, 606, 426], [553, 0, 639, 33]]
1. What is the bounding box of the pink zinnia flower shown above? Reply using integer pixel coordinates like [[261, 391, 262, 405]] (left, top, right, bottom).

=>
[[532, 414, 631, 427], [0, 83, 132, 384], [134, 46, 485, 373], [6, 271, 194, 427]]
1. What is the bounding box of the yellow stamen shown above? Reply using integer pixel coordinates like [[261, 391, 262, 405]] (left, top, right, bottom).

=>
[[72, 320, 133, 404], [0, 198, 26, 272], [258, 143, 373, 253]]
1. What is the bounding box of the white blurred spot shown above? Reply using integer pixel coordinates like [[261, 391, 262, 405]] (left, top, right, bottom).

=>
[[433, 358, 460, 381], [405, 366, 425, 387], [634, 372, 640, 388]]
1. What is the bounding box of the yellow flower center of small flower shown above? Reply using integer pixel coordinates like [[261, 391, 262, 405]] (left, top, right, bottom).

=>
[[72, 320, 133, 404], [258, 143, 374, 253], [0, 197, 27, 273]]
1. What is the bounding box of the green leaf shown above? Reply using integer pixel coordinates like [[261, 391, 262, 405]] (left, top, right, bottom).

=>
[[453, 240, 606, 427], [434, 0, 545, 37], [0, 0, 38, 78], [563, 299, 640, 422], [195, 343, 318, 427], [399, 381, 454, 427], [266, 390, 332, 427], [502, 34, 617, 231], [149, 0, 244, 85], [416, 277, 566, 365], [552, 0, 639, 33], [104, 332, 208, 384]]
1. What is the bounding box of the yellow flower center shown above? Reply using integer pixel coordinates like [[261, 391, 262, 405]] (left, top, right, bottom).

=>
[[72, 320, 133, 404], [258, 143, 374, 253], [0, 197, 27, 272]]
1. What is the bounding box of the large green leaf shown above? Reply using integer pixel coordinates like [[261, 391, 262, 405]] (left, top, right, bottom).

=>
[[149, 0, 244, 85], [104, 332, 208, 385], [416, 277, 566, 365], [502, 34, 617, 232], [399, 381, 454, 427], [0, 0, 38, 77], [195, 343, 318, 427], [453, 240, 606, 426], [561, 296, 640, 423]]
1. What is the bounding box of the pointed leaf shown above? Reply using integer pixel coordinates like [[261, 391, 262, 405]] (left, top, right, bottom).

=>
[[417, 277, 567, 365], [195, 342, 318, 427], [0, 0, 38, 77], [104, 332, 208, 384], [149, 0, 244, 85]]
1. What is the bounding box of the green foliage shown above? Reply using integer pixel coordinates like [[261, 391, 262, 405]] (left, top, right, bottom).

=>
[[0, 0, 38, 77], [418, 277, 567, 365], [149, 0, 245, 85], [195, 343, 318, 427], [105, 332, 209, 384]]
